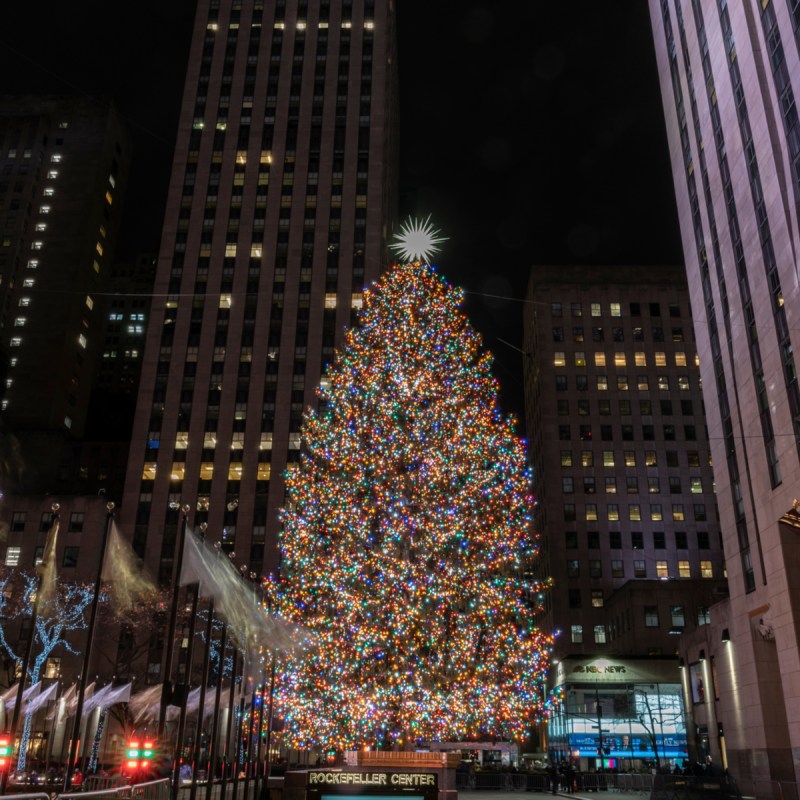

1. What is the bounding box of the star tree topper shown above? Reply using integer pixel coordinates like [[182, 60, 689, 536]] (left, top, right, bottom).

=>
[[389, 215, 448, 264]]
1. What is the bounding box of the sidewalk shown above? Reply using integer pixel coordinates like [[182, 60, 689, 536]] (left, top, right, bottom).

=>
[[462, 791, 634, 800]]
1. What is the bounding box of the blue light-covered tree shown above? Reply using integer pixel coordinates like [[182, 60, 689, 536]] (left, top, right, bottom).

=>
[[0, 572, 92, 771]]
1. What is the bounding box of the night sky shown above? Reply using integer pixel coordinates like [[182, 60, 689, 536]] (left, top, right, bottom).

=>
[[1, 1, 682, 424]]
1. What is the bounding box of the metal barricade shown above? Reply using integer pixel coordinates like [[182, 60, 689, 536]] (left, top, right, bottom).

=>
[[1, 794, 52, 800], [57, 777, 169, 800], [473, 772, 504, 791], [503, 773, 528, 792], [734, 777, 800, 800], [525, 773, 548, 792]]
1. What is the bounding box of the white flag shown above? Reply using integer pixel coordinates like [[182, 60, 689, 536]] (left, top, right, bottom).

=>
[[22, 682, 58, 716], [4, 681, 41, 712]]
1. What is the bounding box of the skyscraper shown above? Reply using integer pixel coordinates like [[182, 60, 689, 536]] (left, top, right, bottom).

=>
[[120, 0, 398, 587], [0, 97, 129, 466], [649, 0, 800, 784], [523, 265, 726, 771], [524, 265, 724, 651]]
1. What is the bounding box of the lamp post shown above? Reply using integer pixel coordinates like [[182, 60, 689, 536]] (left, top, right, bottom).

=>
[[594, 684, 607, 772], [64, 502, 116, 792]]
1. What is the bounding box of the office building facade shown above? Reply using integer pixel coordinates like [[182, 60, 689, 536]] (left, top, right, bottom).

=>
[[524, 265, 725, 659], [0, 97, 129, 467], [120, 0, 398, 587], [649, 0, 800, 784]]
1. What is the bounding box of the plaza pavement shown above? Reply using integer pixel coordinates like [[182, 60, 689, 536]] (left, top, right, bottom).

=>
[[462, 790, 633, 800]]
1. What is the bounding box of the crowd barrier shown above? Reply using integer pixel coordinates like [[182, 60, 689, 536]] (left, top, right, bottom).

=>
[[457, 769, 798, 799]]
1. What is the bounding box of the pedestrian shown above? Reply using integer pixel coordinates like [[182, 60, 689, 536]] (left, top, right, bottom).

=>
[[565, 763, 575, 793], [549, 764, 559, 795]]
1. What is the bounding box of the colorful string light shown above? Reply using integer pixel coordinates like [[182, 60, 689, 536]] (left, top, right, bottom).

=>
[[269, 262, 554, 749]]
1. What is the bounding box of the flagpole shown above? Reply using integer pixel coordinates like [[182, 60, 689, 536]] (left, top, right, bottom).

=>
[[0, 503, 60, 794], [205, 621, 227, 800], [159, 503, 191, 733], [172, 577, 200, 800], [219, 647, 239, 800], [63, 502, 115, 792], [189, 597, 214, 800]]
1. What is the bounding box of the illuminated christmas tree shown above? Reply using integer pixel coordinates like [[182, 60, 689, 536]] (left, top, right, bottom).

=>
[[272, 260, 553, 750]]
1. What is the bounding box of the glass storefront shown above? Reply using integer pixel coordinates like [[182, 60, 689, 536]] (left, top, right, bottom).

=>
[[548, 681, 688, 771]]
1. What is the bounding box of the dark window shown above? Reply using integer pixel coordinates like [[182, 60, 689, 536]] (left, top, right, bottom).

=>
[[663, 425, 676, 440], [694, 505, 708, 522], [644, 606, 659, 626], [587, 531, 600, 549], [69, 512, 84, 533], [559, 425, 571, 440], [675, 531, 688, 549], [599, 400, 611, 415], [649, 303, 661, 317], [552, 326, 564, 341], [619, 400, 631, 415], [613, 327, 624, 342], [565, 531, 578, 549], [697, 530, 710, 549], [609, 531, 622, 549], [557, 400, 570, 415], [653, 327, 664, 342], [40, 513, 54, 532], [666, 451, 679, 467], [681, 399, 694, 415], [622, 425, 634, 441], [556, 375, 567, 391], [571, 303, 582, 317], [578, 400, 590, 416], [62, 547, 79, 568], [632, 531, 644, 549], [11, 512, 26, 532], [653, 531, 666, 549], [642, 424, 654, 440], [580, 425, 592, 441], [630, 302, 641, 316], [551, 303, 562, 317], [672, 327, 684, 342], [589, 561, 602, 579], [568, 589, 582, 608], [573, 326, 584, 342], [564, 504, 576, 522], [592, 327, 604, 342], [576, 375, 588, 390], [661, 399, 673, 415], [601, 425, 613, 441], [584, 477, 596, 494], [567, 560, 580, 577], [685, 425, 697, 441], [669, 477, 682, 493], [669, 303, 681, 318]]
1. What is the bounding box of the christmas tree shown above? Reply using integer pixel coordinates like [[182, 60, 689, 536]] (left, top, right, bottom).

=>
[[271, 260, 553, 750]]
